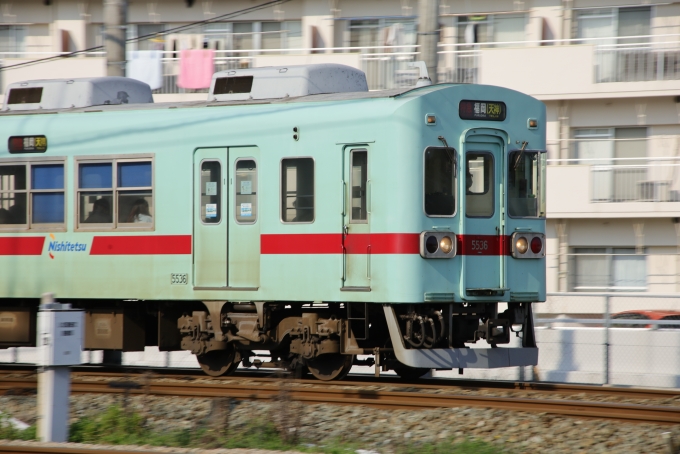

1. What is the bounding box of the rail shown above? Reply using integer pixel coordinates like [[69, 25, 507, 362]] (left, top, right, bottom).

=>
[[0, 369, 678, 425]]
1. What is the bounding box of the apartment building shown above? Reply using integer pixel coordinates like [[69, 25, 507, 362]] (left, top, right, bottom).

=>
[[1, 0, 679, 311]]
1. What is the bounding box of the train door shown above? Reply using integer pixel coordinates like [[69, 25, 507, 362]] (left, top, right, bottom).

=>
[[342, 147, 370, 290], [227, 147, 260, 288], [193, 148, 227, 288], [463, 132, 505, 296]]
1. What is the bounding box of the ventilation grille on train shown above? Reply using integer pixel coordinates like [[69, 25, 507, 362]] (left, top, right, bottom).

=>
[[2, 77, 154, 111], [208, 64, 368, 102]]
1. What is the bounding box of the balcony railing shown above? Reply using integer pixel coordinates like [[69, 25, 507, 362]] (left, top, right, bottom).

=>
[[438, 34, 680, 84], [549, 156, 680, 203]]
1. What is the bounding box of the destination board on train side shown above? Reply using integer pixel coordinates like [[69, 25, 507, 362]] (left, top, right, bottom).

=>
[[459, 100, 506, 121]]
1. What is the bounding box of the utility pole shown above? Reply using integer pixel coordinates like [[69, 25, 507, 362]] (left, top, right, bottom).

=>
[[417, 0, 439, 84], [103, 0, 127, 77]]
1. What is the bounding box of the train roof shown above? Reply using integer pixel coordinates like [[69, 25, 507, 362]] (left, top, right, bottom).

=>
[[0, 85, 441, 117]]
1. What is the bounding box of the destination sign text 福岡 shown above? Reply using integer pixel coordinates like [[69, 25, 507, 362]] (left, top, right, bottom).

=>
[[459, 100, 506, 121]]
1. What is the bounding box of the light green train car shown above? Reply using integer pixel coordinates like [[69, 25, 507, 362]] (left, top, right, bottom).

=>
[[0, 64, 546, 380]]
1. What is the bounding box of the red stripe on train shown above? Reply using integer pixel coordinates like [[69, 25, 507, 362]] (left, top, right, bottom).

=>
[[0, 237, 45, 255], [261, 233, 420, 254], [90, 235, 192, 255]]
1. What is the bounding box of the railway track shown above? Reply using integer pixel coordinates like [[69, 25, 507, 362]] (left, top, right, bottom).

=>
[[0, 367, 678, 425]]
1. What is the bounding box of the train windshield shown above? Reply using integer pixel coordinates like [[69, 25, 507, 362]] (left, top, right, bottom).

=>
[[508, 150, 546, 218], [424, 147, 456, 216]]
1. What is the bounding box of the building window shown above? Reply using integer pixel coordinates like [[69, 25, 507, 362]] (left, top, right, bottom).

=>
[[0, 26, 26, 53], [77, 158, 153, 229], [575, 7, 651, 43], [348, 19, 417, 50], [135, 24, 166, 51], [281, 158, 314, 223], [574, 128, 647, 202], [0, 162, 65, 228], [457, 14, 526, 47], [570, 247, 646, 292]]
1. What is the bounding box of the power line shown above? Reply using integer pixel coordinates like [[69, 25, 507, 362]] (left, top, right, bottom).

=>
[[0, 0, 290, 73]]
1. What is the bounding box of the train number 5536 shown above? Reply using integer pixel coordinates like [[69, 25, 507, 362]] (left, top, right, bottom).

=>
[[171, 273, 188, 285], [470, 240, 488, 251]]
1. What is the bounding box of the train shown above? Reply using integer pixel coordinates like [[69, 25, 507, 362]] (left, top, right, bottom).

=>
[[0, 64, 546, 380]]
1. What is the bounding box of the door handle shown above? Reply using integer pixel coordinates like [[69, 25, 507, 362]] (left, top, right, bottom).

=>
[[344, 224, 349, 236]]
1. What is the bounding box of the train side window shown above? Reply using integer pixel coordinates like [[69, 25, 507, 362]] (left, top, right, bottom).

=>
[[424, 147, 456, 216], [31, 164, 64, 224], [78, 163, 113, 225], [76, 157, 154, 229], [465, 153, 494, 218], [281, 157, 314, 223], [235, 159, 257, 224], [350, 150, 368, 223], [118, 162, 153, 224], [0, 165, 27, 225], [200, 160, 221, 224]]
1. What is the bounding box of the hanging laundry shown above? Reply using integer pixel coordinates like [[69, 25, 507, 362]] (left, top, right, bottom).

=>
[[126, 50, 163, 90], [178, 49, 215, 89]]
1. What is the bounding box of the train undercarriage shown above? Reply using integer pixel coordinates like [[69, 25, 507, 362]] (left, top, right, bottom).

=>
[[0, 300, 537, 380]]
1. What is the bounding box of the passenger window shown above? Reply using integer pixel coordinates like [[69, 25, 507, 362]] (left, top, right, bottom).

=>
[[200, 160, 221, 224], [466, 153, 494, 217], [281, 158, 314, 223], [424, 147, 456, 216], [0, 165, 27, 225], [118, 162, 153, 224], [77, 158, 154, 228], [350, 150, 368, 223], [235, 159, 257, 224], [31, 164, 64, 224], [78, 163, 113, 225]]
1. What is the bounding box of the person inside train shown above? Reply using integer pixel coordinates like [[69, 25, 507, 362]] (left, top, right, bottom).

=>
[[84, 198, 112, 223], [126, 198, 152, 223], [0, 208, 10, 224]]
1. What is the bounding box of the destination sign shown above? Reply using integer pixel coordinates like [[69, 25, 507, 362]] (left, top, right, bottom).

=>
[[459, 100, 506, 121], [8, 135, 48, 153]]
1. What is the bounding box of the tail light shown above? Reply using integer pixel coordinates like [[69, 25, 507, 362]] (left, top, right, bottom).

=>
[[420, 231, 456, 259], [511, 232, 545, 258]]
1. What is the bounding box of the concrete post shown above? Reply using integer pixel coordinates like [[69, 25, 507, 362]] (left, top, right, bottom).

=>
[[103, 0, 128, 77], [603, 294, 610, 385], [37, 293, 84, 442], [417, 0, 439, 84]]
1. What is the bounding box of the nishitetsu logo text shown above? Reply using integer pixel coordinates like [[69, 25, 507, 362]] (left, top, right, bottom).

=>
[[47, 233, 87, 259]]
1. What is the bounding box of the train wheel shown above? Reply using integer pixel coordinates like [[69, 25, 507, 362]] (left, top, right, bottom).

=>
[[306, 354, 354, 381], [394, 365, 431, 380], [197, 347, 239, 377]]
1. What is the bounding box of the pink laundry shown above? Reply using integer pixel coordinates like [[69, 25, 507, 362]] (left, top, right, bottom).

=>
[[178, 49, 215, 89]]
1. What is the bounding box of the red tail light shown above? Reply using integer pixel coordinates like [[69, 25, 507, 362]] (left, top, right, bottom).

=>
[[530, 237, 543, 254]]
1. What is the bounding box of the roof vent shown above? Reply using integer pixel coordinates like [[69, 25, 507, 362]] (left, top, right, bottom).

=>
[[209, 64, 368, 102], [2, 77, 153, 111]]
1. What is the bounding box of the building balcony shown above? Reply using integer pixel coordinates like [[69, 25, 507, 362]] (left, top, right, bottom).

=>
[[547, 155, 680, 219], [1, 35, 678, 101]]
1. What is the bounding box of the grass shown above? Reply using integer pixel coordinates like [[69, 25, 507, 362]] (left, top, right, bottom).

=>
[[0, 405, 505, 454]]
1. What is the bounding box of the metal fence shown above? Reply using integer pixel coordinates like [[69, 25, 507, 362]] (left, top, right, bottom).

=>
[[537, 293, 680, 387], [594, 41, 680, 83]]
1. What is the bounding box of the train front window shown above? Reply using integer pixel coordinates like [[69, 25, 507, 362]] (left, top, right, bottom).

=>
[[465, 153, 494, 218], [508, 150, 546, 218], [424, 147, 456, 216]]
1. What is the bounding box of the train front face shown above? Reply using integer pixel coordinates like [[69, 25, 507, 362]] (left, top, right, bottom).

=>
[[408, 85, 546, 352]]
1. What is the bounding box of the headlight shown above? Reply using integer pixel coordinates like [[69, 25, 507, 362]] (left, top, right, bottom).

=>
[[420, 231, 456, 258], [516, 237, 528, 254], [440, 236, 453, 254]]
